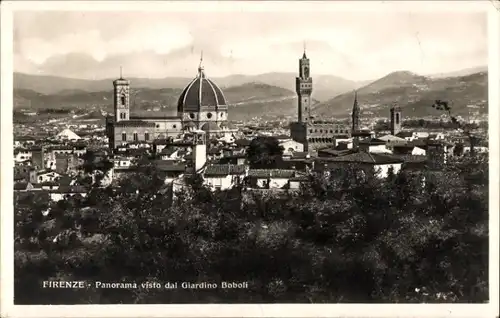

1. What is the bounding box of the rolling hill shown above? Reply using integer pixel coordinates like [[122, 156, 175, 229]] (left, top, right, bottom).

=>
[[313, 71, 488, 119], [14, 82, 299, 121], [14, 72, 358, 102], [14, 69, 488, 121]]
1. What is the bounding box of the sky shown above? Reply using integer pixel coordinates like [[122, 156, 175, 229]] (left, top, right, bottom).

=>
[[13, 6, 488, 81]]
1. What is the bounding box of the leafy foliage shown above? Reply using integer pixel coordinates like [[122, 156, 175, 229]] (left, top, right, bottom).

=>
[[246, 136, 284, 169], [14, 156, 489, 304]]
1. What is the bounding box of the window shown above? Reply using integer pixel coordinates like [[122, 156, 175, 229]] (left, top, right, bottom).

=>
[[310, 129, 313, 133], [220, 112, 224, 118], [320, 129, 323, 133], [335, 130, 338, 133], [396, 113, 400, 125], [145, 132, 150, 141], [156, 124, 160, 128], [207, 112, 213, 119], [189, 113, 195, 119], [122, 132, 127, 141], [121, 94, 126, 106], [133, 133, 138, 141], [173, 124, 177, 129]]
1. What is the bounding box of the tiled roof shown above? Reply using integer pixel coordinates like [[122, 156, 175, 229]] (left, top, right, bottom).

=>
[[15, 136, 36, 141], [177, 72, 227, 113], [317, 151, 404, 165], [397, 155, 427, 163], [378, 134, 405, 141], [219, 122, 237, 129], [130, 111, 180, 119], [351, 131, 371, 137], [204, 164, 247, 176], [359, 138, 386, 145], [160, 147, 177, 156], [396, 131, 414, 138], [153, 160, 186, 172], [114, 120, 156, 127], [291, 151, 309, 159], [184, 121, 197, 128], [318, 148, 355, 157], [201, 122, 221, 131], [275, 134, 290, 140], [248, 169, 296, 178], [393, 144, 414, 149], [153, 139, 173, 145]]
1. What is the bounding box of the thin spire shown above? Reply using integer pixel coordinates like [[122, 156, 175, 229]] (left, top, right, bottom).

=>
[[302, 41, 307, 58], [198, 50, 204, 77], [120, 66, 123, 79], [353, 90, 359, 110]]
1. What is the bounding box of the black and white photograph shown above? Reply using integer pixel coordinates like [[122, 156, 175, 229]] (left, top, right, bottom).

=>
[[1, 0, 499, 316]]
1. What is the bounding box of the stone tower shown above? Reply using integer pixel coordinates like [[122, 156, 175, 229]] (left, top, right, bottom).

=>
[[192, 131, 207, 172], [295, 49, 313, 123], [351, 90, 360, 134], [113, 67, 130, 123], [390, 104, 402, 135]]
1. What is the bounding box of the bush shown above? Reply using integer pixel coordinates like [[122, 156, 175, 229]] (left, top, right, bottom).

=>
[[14, 156, 489, 304]]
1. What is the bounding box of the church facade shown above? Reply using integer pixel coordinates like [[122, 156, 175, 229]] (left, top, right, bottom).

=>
[[106, 61, 233, 150], [290, 51, 351, 152]]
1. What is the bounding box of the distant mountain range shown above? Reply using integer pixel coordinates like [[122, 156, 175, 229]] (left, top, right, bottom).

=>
[[13, 66, 488, 121], [14, 72, 359, 102], [14, 82, 301, 121], [313, 70, 488, 119]]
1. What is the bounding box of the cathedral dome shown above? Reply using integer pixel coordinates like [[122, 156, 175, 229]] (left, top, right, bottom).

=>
[[177, 66, 227, 113]]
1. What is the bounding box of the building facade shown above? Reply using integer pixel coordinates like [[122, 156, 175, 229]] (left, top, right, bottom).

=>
[[106, 59, 233, 150], [390, 104, 402, 135], [290, 50, 351, 153]]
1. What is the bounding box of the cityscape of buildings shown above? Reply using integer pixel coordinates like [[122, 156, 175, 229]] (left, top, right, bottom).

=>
[[13, 50, 489, 199]]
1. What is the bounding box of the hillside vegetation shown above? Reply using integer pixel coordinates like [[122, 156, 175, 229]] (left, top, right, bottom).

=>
[[313, 71, 488, 118], [14, 70, 488, 120], [14, 72, 358, 102], [14, 154, 489, 304]]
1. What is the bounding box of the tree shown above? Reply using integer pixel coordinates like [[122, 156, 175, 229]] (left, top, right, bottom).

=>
[[14, 153, 488, 304], [432, 100, 479, 156], [246, 136, 284, 169], [79, 150, 114, 186]]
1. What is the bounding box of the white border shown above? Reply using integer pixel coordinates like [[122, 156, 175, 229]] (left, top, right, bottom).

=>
[[1, 1, 499, 317]]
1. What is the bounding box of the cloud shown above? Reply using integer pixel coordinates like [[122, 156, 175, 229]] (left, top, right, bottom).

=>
[[13, 10, 487, 80]]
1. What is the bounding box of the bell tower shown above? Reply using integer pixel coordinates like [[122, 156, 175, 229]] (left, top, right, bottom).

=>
[[351, 90, 360, 134], [390, 104, 402, 135], [114, 67, 130, 123], [295, 47, 313, 123]]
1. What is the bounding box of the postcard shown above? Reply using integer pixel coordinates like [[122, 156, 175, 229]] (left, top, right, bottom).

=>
[[1, 1, 499, 317]]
